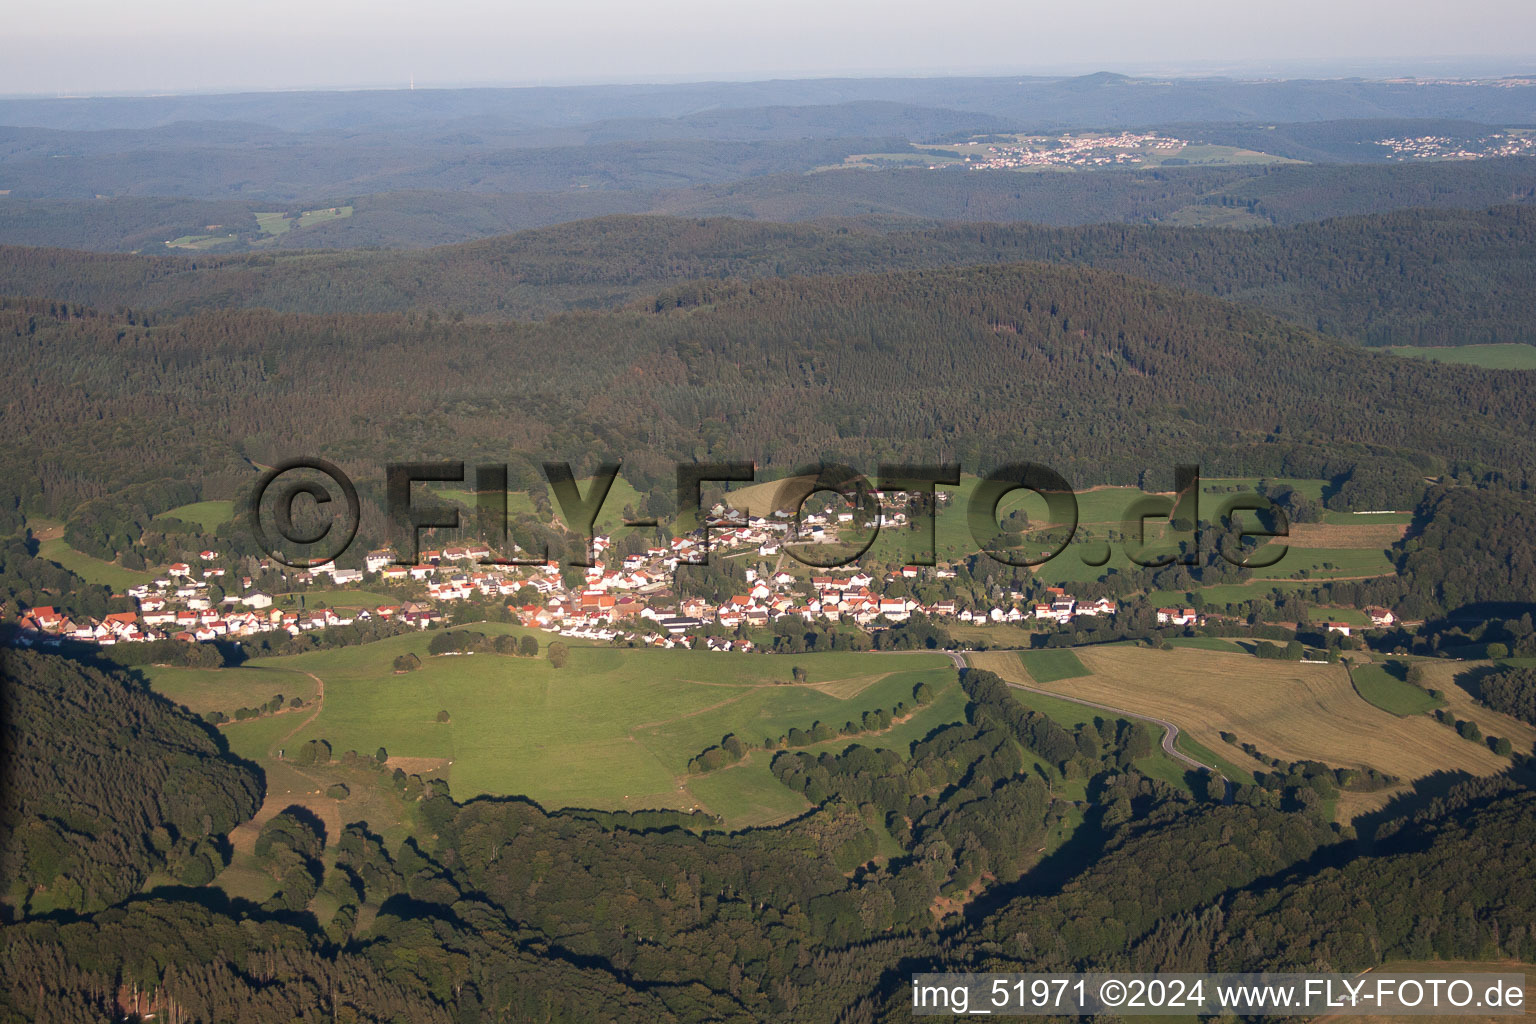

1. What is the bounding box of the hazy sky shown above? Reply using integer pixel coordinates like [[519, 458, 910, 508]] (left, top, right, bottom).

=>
[[5, 0, 1535, 96]]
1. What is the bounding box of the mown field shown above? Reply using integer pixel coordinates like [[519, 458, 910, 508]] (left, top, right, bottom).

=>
[[220, 632, 957, 827], [968, 645, 1513, 820], [1388, 343, 1536, 369], [157, 499, 236, 532], [1406, 658, 1536, 756]]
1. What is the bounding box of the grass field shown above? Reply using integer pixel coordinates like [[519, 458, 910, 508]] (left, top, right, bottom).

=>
[[1202, 475, 1326, 501], [157, 499, 235, 532], [37, 537, 156, 591], [723, 475, 816, 517], [945, 622, 1040, 648], [1163, 637, 1242, 652], [166, 233, 238, 250], [142, 663, 318, 716], [1350, 662, 1444, 716], [217, 746, 428, 902], [1286, 521, 1405, 549], [917, 475, 1391, 589], [1320, 509, 1414, 525], [1173, 733, 1256, 785], [1255, 545, 1396, 579], [1017, 649, 1089, 683], [1389, 343, 1536, 370], [1405, 659, 1536, 756], [297, 206, 354, 228], [245, 633, 957, 827], [254, 206, 355, 238], [1313, 606, 1372, 627], [968, 645, 1513, 820], [254, 211, 293, 236]]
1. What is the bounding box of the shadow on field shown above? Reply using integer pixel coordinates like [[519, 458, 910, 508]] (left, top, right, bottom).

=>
[[1450, 663, 1506, 703], [1351, 769, 1478, 843]]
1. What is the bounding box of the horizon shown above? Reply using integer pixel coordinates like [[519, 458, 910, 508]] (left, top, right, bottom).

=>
[[6, 0, 1536, 98], [3, 57, 1536, 104]]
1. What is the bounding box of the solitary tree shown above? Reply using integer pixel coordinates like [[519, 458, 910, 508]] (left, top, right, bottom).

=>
[[375, 747, 388, 764], [548, 641, 569, 669]]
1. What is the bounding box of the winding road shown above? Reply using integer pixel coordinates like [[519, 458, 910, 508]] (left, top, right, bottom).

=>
[[933, 649, 1231, 796]]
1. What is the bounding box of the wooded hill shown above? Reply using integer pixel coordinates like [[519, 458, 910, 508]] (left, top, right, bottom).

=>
[[3, 204, 1533, 347], [3, 256, 1534, 524], [0, 651, 262, 917], [0, 156, 1532, 253]]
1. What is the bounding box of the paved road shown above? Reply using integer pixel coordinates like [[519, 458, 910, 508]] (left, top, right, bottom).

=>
[[935, 649, 1231, 796]]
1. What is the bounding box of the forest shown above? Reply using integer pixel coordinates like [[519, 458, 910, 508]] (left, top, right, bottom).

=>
[[4, 204, 1536, 348], [3, 259, 1533, 527], [2, 652, 1533, 1022]]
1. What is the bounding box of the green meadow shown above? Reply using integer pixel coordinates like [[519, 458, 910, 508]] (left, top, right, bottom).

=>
[[1388, 343, 1536, 370], [238, 633, 955, 826], [1350, 662, 1445, 716], [157, 499, 236, 532], [1163, 637, 1246, 652], [140, 663, 319, 716], [253, 206, 355, 238], [37, 537, 156, 591], [1018, 649, 1090, 683]]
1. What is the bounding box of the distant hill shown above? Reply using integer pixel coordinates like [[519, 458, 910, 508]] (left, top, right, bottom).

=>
[[2, 154, 1530, 252], [2, 74, 1533, 132], [3, 204, 1533, 348]]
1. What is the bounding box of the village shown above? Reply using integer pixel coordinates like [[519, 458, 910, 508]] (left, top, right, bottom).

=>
[[13, 491, 1400, 653], [942, 131, 1188, 171], [1377, 131, 1536, 160]]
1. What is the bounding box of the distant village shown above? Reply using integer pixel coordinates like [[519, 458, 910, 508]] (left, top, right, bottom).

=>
[[1378, 132, 1536, 160], [942, 132, 1186, 171], [14, 491, 1399, 653]]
